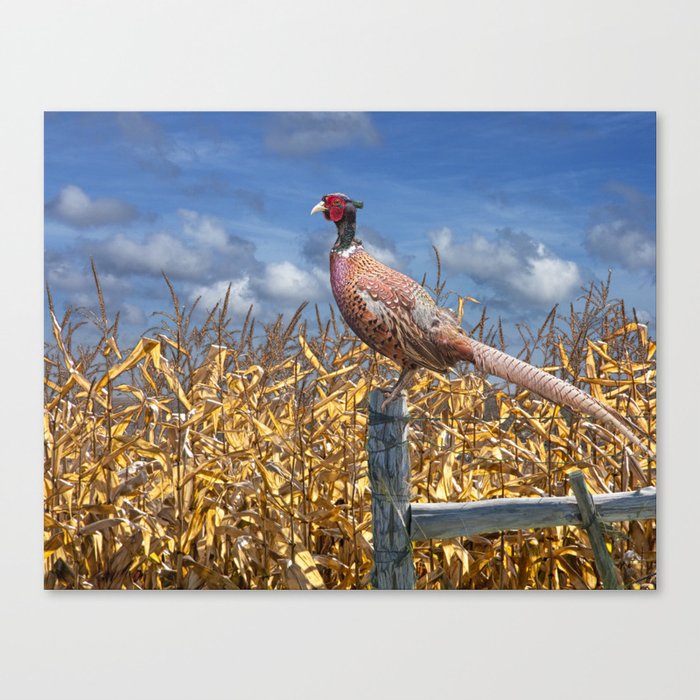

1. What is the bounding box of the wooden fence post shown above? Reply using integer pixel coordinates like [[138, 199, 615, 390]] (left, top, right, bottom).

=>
[[367, 390, 415, 590], [570, 470, 623, 590]]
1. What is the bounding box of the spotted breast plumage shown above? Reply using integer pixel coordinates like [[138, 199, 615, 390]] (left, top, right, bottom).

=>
[[311, 192, 653, 457]]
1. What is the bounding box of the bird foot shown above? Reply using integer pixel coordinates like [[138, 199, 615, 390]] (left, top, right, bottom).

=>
[[379, 368, 416, 412], [379, 387, 404, 412]]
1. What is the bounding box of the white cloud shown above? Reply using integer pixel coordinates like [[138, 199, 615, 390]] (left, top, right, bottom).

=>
[[48, 201, 339, 333], [179, 209, 229, 251], [88, 210, 260, 284], [45, 259, 93, 292], [44, 258, 131, 312], [189, 263, 330, 321], [585, 220, 656, 270], [45, 185, 137, 228], [265, 112, 380, 156], [256, 261, 325, 303], [584, 183, 656, 271], [189, 278, 256, 315], [98, 231, 209, 280], [430, 227, 582, 306], [46, 258, 128, 294]]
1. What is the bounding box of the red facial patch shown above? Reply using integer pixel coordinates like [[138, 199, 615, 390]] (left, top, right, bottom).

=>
[[326, 196, 346, 222]]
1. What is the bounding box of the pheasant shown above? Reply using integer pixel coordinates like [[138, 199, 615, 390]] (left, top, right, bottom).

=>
[[311, 192, 654, 457]]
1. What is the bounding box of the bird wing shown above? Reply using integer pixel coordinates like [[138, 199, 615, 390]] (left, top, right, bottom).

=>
[[356, 270, 463, 372]]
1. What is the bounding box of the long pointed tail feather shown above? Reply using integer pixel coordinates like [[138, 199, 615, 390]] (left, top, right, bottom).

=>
[[465, 338, 654, 459]]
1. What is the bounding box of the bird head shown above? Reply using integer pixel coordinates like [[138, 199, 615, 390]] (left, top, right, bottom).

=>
[[310, 193, 363, 223]]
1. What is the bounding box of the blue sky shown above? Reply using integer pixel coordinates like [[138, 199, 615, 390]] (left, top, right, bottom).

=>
[[44, 112, 656, 347]]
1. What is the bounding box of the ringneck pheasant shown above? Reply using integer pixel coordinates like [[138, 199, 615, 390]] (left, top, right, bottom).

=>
[[311, 192, 653, 457]]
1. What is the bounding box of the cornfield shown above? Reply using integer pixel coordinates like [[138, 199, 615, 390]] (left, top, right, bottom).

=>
[[44, 267, 656, 589]]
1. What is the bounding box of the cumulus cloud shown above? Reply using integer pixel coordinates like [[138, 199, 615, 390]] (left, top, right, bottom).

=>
[[48, 205, 340, 334], [44, 255, 131, 311], [189, 278, 256, 315], [45, 185, 137, 228], [265, 112, 380, 156], [179, 208, 229, 250], [430, 227, 582, 306], [89, 211, 259, 283], [253, 261, 326, 304], [95, 231, 209, 280], [187, 261, 331, 320], [585, 221, 655, 269], [584, 184, 656, 271]]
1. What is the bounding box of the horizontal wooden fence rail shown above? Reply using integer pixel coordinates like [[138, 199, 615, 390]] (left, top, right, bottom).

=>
[[366, 389, 656, 590], [410, 486, 656, 541]]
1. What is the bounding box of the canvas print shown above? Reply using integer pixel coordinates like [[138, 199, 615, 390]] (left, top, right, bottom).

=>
[[44, 112, 656, 589]]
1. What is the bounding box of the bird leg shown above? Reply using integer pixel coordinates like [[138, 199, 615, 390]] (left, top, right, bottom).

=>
[[380, 367, 416, 412]]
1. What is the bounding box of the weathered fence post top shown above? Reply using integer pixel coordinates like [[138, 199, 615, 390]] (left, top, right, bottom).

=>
[[367, 390, 415, 590]]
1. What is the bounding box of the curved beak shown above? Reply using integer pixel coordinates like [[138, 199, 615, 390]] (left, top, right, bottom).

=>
[[310, 201, 327, 216]]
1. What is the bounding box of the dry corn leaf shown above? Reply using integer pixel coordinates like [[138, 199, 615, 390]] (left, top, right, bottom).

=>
[[81, 518, 130, 535]]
